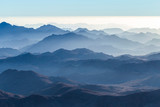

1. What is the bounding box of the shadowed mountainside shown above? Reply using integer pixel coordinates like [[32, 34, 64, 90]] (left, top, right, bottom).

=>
[[0, 88, 160, 107]]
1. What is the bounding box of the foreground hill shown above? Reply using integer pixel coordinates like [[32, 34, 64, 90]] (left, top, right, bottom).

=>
[[74, 28, 106, 39], [0, 88, 160, 107], [0, 69, 157, 107], [0, 69, 75, 95], [0, 69, 52, 95], [0, 69, 152, 96]]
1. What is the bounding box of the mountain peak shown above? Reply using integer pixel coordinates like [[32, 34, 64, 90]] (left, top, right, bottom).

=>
[[75, 28, 89, 32], [38, 24, 56, 29], [0, 22, 12, 27], [37, 24, 64, 31]]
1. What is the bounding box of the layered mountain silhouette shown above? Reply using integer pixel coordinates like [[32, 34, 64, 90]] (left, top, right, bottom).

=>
[[24, 31, 143, 54], [0, 22, 68, 48], [25, 32, 93, 53], [1, 22, 160, 55], [146, 38, 160, 46], [0, 69, 76, 95], [0, 69, 153, 99], [128, 28, 160, 34], [0, 22, 67, 37], [74, 28, 106, 39], [1, 48, 160, 85], [103, 28, 124, 34], [1, 22, 160, 106], [0, 86, 159, 107], [118, 32, 160, 43]]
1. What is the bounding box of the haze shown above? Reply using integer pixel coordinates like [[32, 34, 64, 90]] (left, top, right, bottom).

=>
[[1, 16, 160, 30]]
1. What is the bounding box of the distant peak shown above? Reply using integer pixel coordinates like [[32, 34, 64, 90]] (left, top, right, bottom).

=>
[[75, 28, 89, 32], [41, 24, 55, 27], [37, 24, 58, 30], [0, 22, 12, 27]]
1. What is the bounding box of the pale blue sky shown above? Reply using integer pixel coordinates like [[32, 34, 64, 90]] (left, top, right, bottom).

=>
[[0, 0, 159, 16]]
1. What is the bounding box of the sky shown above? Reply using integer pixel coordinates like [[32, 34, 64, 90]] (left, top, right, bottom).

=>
[[0, 0, 160, 16], [0, 0, 160, 30]]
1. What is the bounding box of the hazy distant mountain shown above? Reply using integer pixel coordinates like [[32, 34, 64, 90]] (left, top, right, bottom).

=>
[[0, 48, 21, 59], [87, 45, 126, 56], [0, 22, 67, 38], [36, 24, 68, 34], [146, 38, 160, 46], [97, 35, 143, 50], [128, 28, 160, 34], [74, 28, 142, 50], [0, 39, 38, 49], [0, 22, 68, 48], [26, 33, 93, 53], [117, 32, 160, 43], [103, 28, 124, 34], [0, 22, 35, 36], [1, 22, 158, 55], [24, 31, 144, 54], [134, 45, 160, 55], [74, 28, 106, 39], [49, 48, 113, 60]]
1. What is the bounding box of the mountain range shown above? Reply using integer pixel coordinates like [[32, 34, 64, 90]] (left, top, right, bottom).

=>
[[1, 22, 160, 55], [0, 22, 68, 48], [0, 69, 158, 107], [1, 21, 160, 106], [24, 31, 144, 55], [1, 48, 160, 85]]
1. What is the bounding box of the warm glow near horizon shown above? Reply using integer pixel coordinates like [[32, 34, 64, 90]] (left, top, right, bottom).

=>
[[1, 16, 160, 30]]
